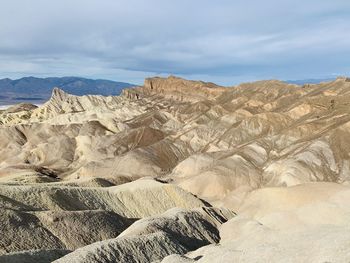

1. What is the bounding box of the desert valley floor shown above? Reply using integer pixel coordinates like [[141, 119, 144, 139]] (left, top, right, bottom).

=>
[[1, 76, 350, 262]]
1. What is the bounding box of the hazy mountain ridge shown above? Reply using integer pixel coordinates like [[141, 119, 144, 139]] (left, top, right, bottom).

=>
[[286, 77, 336, 85], [0, 76, 134, 105]]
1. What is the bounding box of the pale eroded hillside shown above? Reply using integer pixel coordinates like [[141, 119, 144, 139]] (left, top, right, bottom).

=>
[[1, 76, 350, 262]]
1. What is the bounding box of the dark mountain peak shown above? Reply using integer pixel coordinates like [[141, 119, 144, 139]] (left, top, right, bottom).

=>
[[0, 77, 135, 105]]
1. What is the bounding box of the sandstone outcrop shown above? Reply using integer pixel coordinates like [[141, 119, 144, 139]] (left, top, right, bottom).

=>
[[55, 207, 234, 263]]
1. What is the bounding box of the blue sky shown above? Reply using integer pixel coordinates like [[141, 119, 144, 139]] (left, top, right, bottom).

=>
[[0, 0, 349, 85]]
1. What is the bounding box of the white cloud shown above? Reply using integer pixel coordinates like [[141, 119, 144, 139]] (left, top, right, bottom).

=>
[[0, 0, 349, 84]]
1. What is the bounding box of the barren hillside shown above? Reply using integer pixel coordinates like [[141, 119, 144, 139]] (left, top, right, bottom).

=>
[[1, 76, 350, 262]]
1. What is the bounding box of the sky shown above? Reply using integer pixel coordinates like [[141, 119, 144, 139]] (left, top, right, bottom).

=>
[[0, 0, 349, 85]]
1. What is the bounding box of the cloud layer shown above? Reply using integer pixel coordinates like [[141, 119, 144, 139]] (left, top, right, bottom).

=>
[[1, 0, 349, 84]]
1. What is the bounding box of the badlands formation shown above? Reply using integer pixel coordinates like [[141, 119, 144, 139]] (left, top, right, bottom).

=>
[[0, 76, 350, 262]]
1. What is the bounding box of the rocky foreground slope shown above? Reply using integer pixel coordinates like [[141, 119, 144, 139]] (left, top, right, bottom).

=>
[[1, 76, 350, 262]]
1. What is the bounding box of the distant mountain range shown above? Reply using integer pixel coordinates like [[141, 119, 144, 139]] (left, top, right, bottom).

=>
[[0, 77, 135, 105], [286, 78, 335, 85]]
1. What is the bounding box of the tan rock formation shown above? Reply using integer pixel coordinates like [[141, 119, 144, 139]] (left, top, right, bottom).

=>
[[1, 75, 350, 262], [167, 182, 350, 262], [54, 207, 234, 263]]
